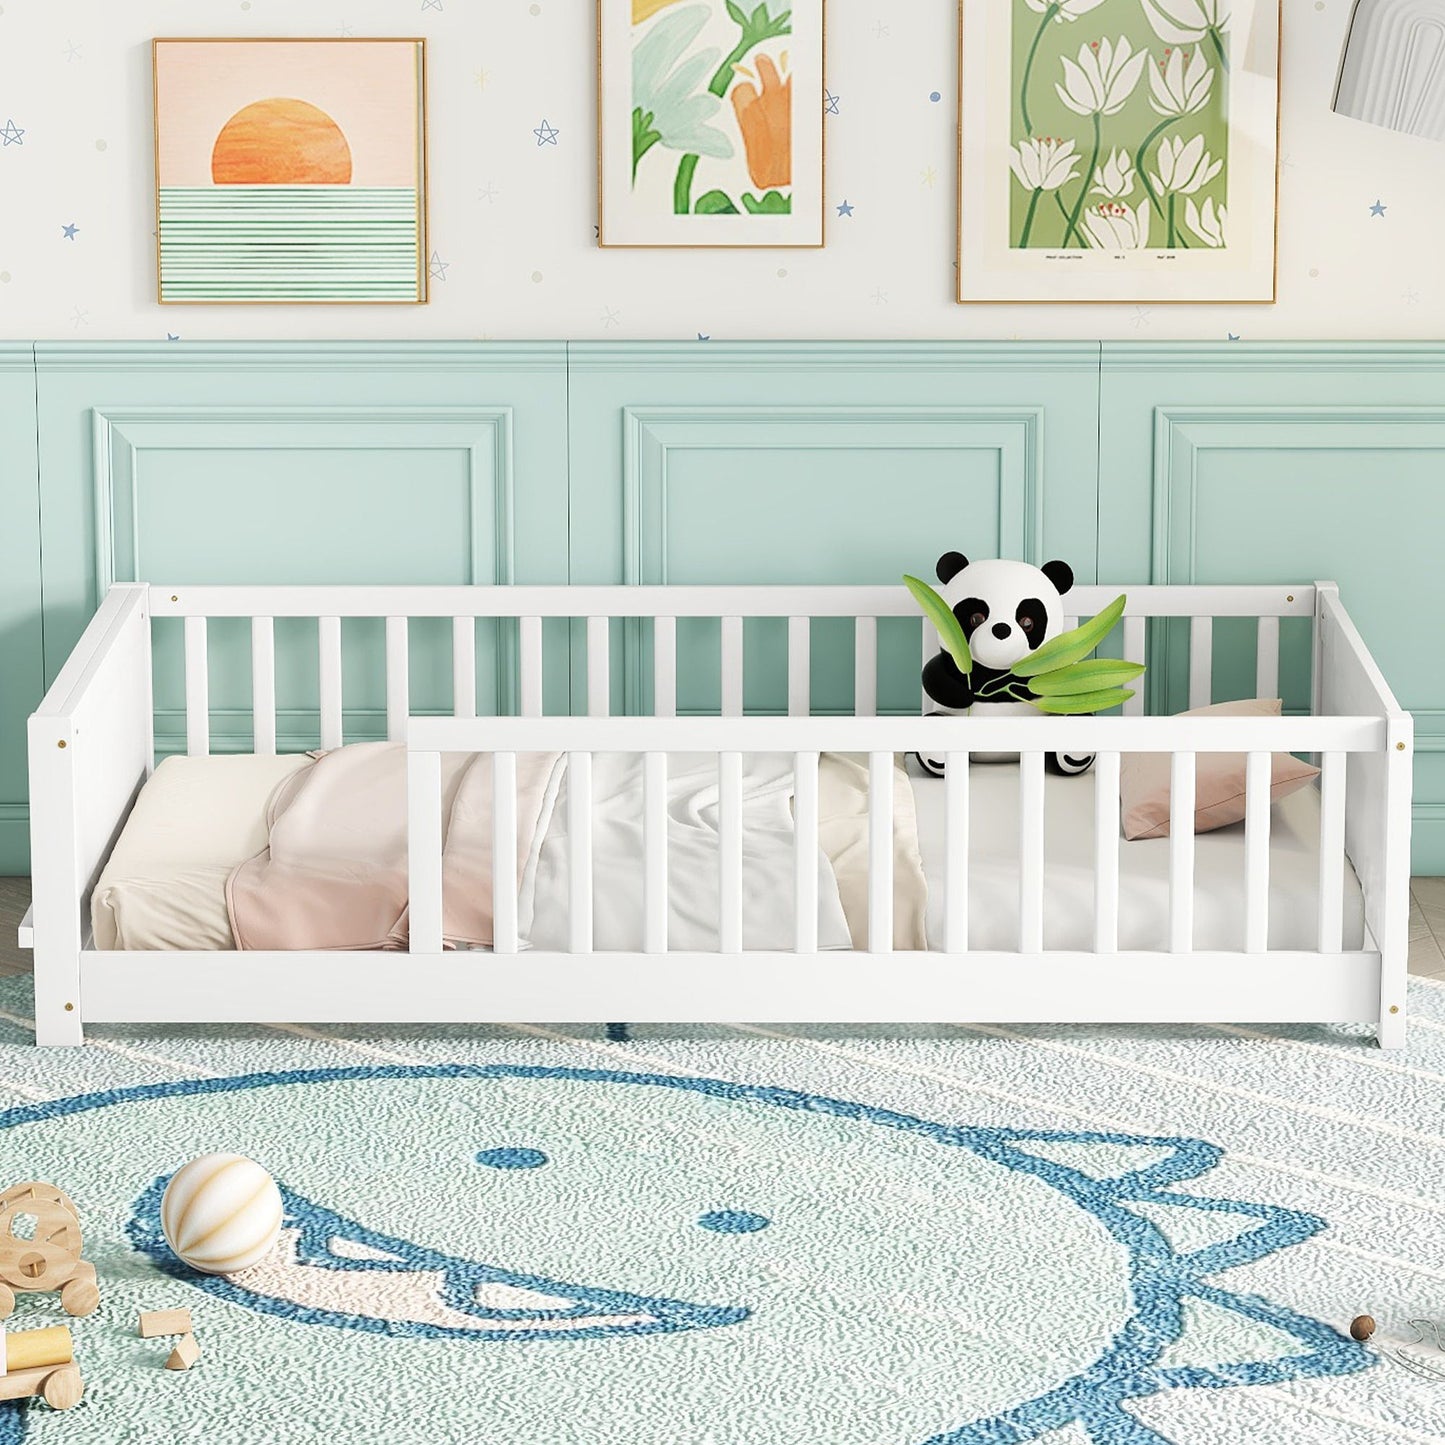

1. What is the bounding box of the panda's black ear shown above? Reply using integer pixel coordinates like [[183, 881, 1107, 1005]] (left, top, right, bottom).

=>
[[1041, 559, 1074, 596], [936, 551, 969, 585]]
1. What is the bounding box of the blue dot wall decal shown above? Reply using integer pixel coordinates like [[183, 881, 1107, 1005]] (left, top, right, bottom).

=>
[[476, 1147, 548, 1170], [698, 1210, 770, 1234], [929, 90, 941, 102]]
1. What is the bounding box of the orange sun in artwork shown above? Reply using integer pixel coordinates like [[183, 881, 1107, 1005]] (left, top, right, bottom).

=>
[[211, 98, 352, 184]]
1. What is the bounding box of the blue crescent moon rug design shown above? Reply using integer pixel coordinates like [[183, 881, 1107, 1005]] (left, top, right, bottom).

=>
[[1, 980, 1442, 1443]]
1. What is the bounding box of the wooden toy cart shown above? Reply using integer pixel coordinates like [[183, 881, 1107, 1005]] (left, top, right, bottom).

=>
[[0, 1183, 99, 1319]]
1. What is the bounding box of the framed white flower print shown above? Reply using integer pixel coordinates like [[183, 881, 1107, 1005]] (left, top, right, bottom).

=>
[[598, 0, 825, 247], [956, 0, 1280, 302]]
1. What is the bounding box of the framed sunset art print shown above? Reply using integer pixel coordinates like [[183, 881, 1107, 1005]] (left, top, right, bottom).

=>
[[598, 0, 825, 247], [957, 0, 1280, 303], [153, 38, 428, 304]]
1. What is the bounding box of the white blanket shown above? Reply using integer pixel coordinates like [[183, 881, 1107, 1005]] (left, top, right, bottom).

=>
[[520, 753, 853, 953]]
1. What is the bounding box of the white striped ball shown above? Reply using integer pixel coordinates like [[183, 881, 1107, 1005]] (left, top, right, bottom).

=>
[[160, 1154, 283, 1276]]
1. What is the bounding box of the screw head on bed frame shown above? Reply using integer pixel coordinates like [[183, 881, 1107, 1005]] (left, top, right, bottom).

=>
[[56, 741, 66, 750], [1397, 742, 1406, 751], [64, 1003, 73, 1012], [1389, 1005, 1399, 1014]]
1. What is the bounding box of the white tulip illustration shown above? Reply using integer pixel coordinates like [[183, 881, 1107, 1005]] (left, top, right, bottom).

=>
[[1148, 45, 1214, 116], [1090, 147, 1137, 199], [1011, 137, 1082, 246], [1184, 195, 1227, 246], [1056, 36, 1150, 117], [1025, 0, 1109, 18], [1140, 0, 1230, 66], [1149, 133, 1223, 195], [1083, 199, 1151, 250]]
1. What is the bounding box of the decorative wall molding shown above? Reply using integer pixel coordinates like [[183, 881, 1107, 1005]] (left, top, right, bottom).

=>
[[1103, 342, 1445, 372], [570, 341, 1100, 372], [39, 342, 566, 372]]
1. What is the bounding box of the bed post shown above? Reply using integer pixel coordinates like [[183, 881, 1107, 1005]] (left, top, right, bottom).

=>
[[27, 712, 84, 1046], [1377, 709, 1413, 1050]]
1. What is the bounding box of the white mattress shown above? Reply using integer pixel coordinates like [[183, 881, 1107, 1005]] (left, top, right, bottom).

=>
[[907, 758, 1365, 953], [91, 753, 1366, 954]]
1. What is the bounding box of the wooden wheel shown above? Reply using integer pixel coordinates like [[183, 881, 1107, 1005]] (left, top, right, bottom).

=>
[[60, 1271, 99, 1318], [41, 1365, 82, 1412], [0, 1281, 12, 1320]]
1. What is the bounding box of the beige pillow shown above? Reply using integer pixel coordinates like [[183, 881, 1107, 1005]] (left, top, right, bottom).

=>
[[1120, 699, 1320, 840]]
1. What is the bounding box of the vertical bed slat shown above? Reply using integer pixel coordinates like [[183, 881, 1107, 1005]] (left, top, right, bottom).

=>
[[1093, 750, 1120, 953], [1019, 751, 1045, 952], [944, 753, 969, 953], [1244, 750, 1271, 952], [184, 616, 209, 757], [721, 616, 744, 717], [788, 616, 810, 717], [587, 616, 610, 717], [568, 751, 593, 953], [653, 616, 677, 719], [868, 751, 894, 952], [318, 616, 343, 750], [1189, 617, 1213, 709], [643, 751, 667, 953], [251, 616, 276, 755], [492, 751, 518, 955], [407, 749, 444, 954], [1255, 615, 1281, 699], [854, 616, 877, 718], [719, 751, 743, 952], [519, 615, 543, 717], [1318, 750, 1346, 952], [1170, 751, 1196, 952], [794, 751, 820, 953], [920, 621, 937, 713], [386, 617, 409, 742], [1122, 615, 1146, 716], [452, 615, 477, 719]]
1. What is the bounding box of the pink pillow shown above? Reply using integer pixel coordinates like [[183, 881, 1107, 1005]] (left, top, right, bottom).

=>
[[1120, 698, 1320, 841]]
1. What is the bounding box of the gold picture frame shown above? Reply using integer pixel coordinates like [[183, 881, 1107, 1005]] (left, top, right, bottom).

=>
[[956, 0, 1281, 304], [153, 37, 429, 304]]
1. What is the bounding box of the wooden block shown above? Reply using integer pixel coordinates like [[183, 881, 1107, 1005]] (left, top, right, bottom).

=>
[[0, 1365, 52, 1403], [138, 1308, 193, 1339], [4, 1325, 72, 1372], [42, 1365, 83, 1411], [164, 1334, 200, 1371]]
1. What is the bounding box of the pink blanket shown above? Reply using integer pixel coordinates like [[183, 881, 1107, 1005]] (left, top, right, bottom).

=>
[[226, 742, 562, 951]]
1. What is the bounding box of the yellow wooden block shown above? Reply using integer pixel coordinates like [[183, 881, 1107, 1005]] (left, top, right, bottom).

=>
[[4, 1326, 72, 1373]]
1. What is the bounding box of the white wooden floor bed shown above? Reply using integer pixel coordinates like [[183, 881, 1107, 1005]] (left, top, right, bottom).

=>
[[21, 581, 1413, 1047]]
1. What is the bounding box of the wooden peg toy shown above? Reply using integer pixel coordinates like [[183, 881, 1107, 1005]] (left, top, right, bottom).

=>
[[0, 1182, 99, 1319], [164, 1334, 201, 1372], [138, 1308, 193, 1339], [0, 1324, 84, 1411]]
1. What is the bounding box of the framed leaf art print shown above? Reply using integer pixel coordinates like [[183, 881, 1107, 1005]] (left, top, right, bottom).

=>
[[599, 0, 825, 247], [957, 0, 1280, 302]]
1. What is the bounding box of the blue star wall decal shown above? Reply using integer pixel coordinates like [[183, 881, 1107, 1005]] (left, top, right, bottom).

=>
[[61, 223, 79, 240], [166, 333, 180, 341], [836, 199, 854, 217], [697, 333, 710, 340], [824, 89, 839, 114], [0, 119, 24, 146], [1227, 332, 1240, 341], [1370, 199, 1387, 216], [428, 251, 449, 281], [534, 119, 560, 146]]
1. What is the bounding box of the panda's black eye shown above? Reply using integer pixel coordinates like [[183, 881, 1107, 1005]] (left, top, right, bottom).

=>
[[969, 611, 986, 629], [1021, 617, 1035, 632]]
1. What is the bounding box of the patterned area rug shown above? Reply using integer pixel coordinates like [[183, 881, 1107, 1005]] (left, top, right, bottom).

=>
[[0, 975, 1443, 1445]]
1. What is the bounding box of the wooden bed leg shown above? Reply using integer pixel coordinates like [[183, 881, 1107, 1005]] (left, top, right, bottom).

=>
[[1376, 716, 1413, 1051]]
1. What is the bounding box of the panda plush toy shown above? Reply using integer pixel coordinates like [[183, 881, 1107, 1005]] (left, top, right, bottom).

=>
[[916, 551, 1096, 778]]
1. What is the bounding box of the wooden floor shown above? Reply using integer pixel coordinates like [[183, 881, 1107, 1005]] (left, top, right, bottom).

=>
[[2, 876, 1443, 981]]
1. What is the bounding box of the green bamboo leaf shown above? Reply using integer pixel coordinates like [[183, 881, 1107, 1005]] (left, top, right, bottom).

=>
[[1027, 658, 1146, 697], [1031, 687, 1136, 715], [1010, 594, 1128, 678], [903, 574, 972, 675]]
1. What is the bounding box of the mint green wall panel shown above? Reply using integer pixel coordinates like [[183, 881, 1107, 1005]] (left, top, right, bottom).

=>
[[35, 344, 571, 759], [0, 345, 41, 873], [567, 343, 1102, 715], [1100, 344, 1445, 873]]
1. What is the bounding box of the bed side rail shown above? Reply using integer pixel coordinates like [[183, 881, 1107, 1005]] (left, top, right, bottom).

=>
[[28, 583, 153, 1044], [1317, 583, 1412, 1042]]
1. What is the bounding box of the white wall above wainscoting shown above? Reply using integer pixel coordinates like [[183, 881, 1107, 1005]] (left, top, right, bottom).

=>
[[0, 0, 1439, 340]]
